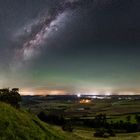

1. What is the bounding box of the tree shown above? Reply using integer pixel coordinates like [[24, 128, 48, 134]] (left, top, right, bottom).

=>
[[94, 114, 107, 128], [62, 122, 74, 132], [126, 116, 131, 122], [135, 115, 140, 124], [0, 88, 21, 108], [135, 114, 140, 131]]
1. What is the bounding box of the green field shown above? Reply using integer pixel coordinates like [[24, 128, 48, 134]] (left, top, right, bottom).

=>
[[22, 98, 140, 140]]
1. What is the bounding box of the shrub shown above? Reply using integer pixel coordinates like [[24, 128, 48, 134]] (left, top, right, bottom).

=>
[[62, 123, 73, 132], [94, 128, 116, 138]]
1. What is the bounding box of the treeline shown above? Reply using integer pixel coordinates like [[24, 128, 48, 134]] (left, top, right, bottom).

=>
[[83, 114, 140, 137], [38, 111, 65, 125], [38, 111, 140, 137], [83, 114, 140, 133]]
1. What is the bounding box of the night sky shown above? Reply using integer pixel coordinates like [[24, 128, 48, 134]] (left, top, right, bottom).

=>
[[0, 0, 140, 95]]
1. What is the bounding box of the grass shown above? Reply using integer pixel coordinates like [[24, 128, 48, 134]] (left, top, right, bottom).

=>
[[107, 114, 137, 123], [74, 129, 140, 140], [0, 102, 79, 140]]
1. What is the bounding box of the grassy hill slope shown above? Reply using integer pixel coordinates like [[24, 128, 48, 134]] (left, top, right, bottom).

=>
[[0, 102, 75, 140]]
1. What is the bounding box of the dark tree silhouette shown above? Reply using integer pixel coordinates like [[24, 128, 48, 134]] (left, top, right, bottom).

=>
[[135, 115, 140, 124], [62, 121, 74, 132], [38, 111, 65, 125], [0, 88, 21, 108], [126, 116, 131, 122], [135, 114, 140, 131]]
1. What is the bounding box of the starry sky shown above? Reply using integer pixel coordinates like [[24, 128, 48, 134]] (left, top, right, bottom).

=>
[[0, 0, 140, 95]]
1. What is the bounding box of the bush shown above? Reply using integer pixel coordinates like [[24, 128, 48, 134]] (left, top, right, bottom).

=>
[[107, 129, 116, 137], [94, 128, 116, 138], [62, 123, 73, 132], [94, 128, 106, 137]]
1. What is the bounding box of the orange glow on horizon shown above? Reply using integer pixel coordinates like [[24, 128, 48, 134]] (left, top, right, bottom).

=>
[[20, 88, 66, 95]]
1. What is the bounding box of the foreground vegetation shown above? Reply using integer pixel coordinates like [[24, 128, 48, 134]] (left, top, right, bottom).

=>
[[0, 101, 140, 140], [1, 88, 140, 140], [0, 102, 80, 140]]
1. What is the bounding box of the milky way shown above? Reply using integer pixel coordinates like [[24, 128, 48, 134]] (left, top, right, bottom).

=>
[[13, 0, 93, 65], [1, 0, 140, 95]]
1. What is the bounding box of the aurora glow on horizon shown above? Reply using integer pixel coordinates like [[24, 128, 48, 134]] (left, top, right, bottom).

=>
[[0, 0, 140, 95]]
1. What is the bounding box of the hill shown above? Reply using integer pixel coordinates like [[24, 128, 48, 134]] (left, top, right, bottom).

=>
[[0, 102, 77, 140]]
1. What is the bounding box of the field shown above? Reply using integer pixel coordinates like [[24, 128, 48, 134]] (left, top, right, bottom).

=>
[[24, 97, 140, 118], [22, 96, 140, 139]]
